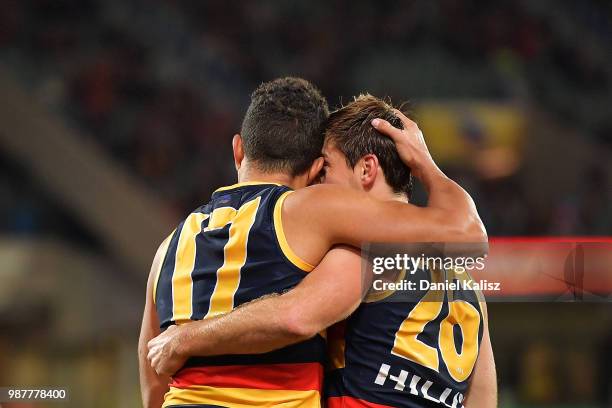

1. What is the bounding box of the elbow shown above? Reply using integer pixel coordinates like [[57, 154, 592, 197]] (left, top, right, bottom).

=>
[[282, 307, 321, 340], [464, 214, 488, 243], [448, 191, 488, 244], [465, 219, 489, 257], [442, 213, 489, 258], [445, 211, 488, 243]]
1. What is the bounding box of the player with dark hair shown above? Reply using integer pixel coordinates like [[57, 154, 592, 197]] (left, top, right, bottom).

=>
[[240, 77, 329, 176], [139, 81, 487, 408], [147, 94, 496, 407]]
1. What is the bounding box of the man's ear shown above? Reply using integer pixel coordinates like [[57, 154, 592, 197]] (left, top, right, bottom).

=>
[[358, 154, 379, 191], [306, 156, 325, 185], [232, 134, 245, 170]]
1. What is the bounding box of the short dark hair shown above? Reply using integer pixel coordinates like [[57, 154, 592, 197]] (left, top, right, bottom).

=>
[[325, 94, 413, 197], [241, 77, 329, 176]]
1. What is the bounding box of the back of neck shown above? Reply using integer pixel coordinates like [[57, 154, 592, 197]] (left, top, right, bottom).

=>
[[237, 165, 298, 190]]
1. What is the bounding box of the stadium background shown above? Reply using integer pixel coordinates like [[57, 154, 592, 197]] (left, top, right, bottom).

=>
[[0, 0, 610, 407]]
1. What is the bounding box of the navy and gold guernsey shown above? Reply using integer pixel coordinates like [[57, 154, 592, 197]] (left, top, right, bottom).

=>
[[327, 267, 485, 408], [153, 182, 325, 408]]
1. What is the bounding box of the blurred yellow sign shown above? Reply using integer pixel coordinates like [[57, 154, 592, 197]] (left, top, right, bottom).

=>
[[415, 102, 525, 173]]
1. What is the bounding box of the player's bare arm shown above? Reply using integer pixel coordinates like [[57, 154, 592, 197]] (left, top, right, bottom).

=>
[[147, 245, 362, 376], [464, 301, 498, 408], [147, 108, 487, 377], [138, 240, 171, 407], [281, 111, 487, 266]]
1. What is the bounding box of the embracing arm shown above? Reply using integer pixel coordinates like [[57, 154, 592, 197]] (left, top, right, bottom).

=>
[[147, 246, 362, 376], [138, 240, 171, 408], [282, 112, 487, 265], [464, 302, 497, 408]]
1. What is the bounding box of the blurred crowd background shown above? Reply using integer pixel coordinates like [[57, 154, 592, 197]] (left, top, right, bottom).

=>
[[0, 1, 610, 407]]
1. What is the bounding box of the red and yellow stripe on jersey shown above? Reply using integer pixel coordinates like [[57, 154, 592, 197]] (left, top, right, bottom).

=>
[[155, 183, 325, 407], [165, 363, 322, 407]]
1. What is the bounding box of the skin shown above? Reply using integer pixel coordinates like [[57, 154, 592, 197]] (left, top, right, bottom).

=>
[[139, 111, 489, 406], [138, 238, 171, 408], [464, 302, 498, 408]]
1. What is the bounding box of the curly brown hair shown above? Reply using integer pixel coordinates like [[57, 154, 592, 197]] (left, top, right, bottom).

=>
[[241, 77, 329, 176]]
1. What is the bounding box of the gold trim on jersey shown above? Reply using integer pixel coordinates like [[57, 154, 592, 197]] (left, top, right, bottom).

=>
[[153, 231, 175, 305], [214, 181, 282, 193], [163, 386, 321, 408], [273, 191, 315, 272]]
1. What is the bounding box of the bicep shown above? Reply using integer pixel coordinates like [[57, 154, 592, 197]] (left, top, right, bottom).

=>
[[139, 239, 168, 355], [288, 185, 447, 249], [282, 245, 363, 331], [329, 198, 441, 246], [139, 241, 171, 406], [138, 277, 160, 358], [465, 303, 497, 408]]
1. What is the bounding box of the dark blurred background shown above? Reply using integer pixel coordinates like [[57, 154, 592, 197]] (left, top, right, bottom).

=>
[[0, 0, 610, 407]]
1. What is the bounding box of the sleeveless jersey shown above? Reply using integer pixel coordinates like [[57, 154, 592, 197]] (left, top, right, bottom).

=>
[[327, 267, 485, 408], [154, 182, 325, 408]]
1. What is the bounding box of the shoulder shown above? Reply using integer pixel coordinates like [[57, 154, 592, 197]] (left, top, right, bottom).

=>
[[284, 184, 369, 210]]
